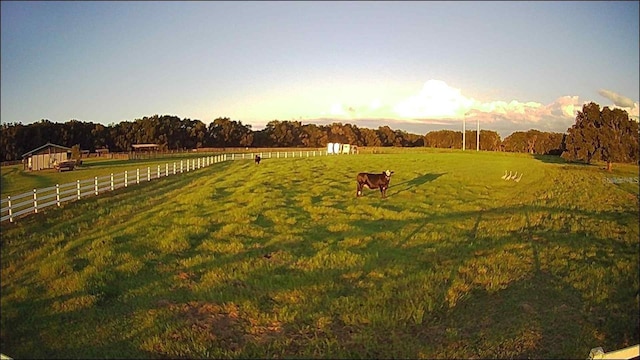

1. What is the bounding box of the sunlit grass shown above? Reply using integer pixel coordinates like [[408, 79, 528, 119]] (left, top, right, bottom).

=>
[[1, 150, 638, 358]]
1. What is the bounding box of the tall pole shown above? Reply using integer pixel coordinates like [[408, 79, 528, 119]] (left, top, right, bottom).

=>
[[476, 117, 480, 151]]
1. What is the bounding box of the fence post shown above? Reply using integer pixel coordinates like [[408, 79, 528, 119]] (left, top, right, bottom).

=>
[[147, 167, 151, 181], [56, 184, 60, 206], [77, 180, 81, 200], [33, 189, 38, 214], [125, 170, 128, 187], [111, 173, 114, 191], [277, 152, 280, 159], [8, 196, 13, 223], [137, 168, 140, 184], [181, 160, 184, 173], [157, 165, 160, 178], [95, 177, 99, 195], [166, 163, 169, 177], [198, 158, 201, 169], [174, 162, 176, 175]]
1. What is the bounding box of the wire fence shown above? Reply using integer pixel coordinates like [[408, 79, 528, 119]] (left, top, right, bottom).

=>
[[1, 149, 338, 223]]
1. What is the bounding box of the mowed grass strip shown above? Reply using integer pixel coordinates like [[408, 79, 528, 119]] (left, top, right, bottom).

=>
[[1, 151, 638, 358]]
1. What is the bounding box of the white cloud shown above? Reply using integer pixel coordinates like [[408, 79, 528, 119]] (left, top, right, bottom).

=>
[[629, 103, 639, 120], [369, 98, 381, 111], [317, 80, 637, 137], [598, 89, 635, 108], [393, 80, 474, 118], [330, 103, 346, 116]]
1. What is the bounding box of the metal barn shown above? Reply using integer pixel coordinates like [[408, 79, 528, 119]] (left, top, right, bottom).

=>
[[22, 143, 72, 171]]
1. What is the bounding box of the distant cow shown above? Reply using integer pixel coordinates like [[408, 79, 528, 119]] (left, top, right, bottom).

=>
[[255, 155, 261, 164], [357, 170, 394, 198]]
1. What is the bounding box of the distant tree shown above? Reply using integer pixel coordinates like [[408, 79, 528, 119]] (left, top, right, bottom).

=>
[[562, 102, 639, 171], [503, 131, 529, 153], [424, 130, 461, 149], [360, 128, 382, 147], [403, 131, 425, 147], [300, 124, 327, 147], [377, 126, 396, 146], [207, 117, 253, 147], [596, 106, 638, 171], [479, 130, 501, 151], [502, 130, 563, 155], [70, 144, 82, 162], [262, 120, 298, 147], [562, 103, 600, 164]]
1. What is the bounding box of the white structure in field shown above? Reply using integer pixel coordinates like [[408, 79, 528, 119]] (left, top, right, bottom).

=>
[[327, 143, 356, 154]]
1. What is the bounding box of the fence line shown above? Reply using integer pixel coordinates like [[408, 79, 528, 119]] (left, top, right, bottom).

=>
[[1, 150, 345, 223]]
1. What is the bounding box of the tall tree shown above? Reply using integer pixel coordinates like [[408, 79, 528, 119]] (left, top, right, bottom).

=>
[[377, 126, 396, 146], [424, 130, 461, 149], [597, 106, 639, 171], [562, 102, 639, 170]]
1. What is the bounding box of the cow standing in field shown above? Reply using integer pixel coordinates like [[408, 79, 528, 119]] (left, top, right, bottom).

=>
[[255, 155, 261, 164], [356, 170, 394, 198]]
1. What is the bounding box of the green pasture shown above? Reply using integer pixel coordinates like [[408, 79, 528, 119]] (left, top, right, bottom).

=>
[[0, 153, 225, 198], [1, 150, 638, 358]]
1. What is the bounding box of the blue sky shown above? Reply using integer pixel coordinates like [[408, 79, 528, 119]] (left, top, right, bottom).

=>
[[1, 1, 638, 137]]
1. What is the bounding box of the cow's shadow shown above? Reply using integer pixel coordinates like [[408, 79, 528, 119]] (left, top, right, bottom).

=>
[[389, 172, 446, 196]]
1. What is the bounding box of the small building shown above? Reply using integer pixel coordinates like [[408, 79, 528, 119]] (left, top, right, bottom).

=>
[[22, 142, 72, 171], [95, 148, 110, 157], [131, 144, 160, 159]]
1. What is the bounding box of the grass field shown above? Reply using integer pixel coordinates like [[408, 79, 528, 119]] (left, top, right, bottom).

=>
[[0, 153, 225, 198], [1, 150, 638, 358]]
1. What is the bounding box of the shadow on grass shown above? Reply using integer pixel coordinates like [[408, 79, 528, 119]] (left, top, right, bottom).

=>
[[2, 159, 638, 359], [533, 154, 567, 164], [533, 154, 600, 168], [388, 172, 446, 197]]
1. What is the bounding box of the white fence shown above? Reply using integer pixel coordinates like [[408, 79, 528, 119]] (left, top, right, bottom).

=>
[[1, 149, 338, 223]]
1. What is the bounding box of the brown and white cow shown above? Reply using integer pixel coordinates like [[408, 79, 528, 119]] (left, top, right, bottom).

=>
[[356, 170, 394, 198]]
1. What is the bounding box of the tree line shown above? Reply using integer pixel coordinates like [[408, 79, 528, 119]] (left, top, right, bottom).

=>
[[1, 103, 637, 169]]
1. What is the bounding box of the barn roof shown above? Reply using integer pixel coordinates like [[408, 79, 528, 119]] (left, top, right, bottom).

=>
[[131, 144, 160, 149], [22, 142, 71, 158]]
